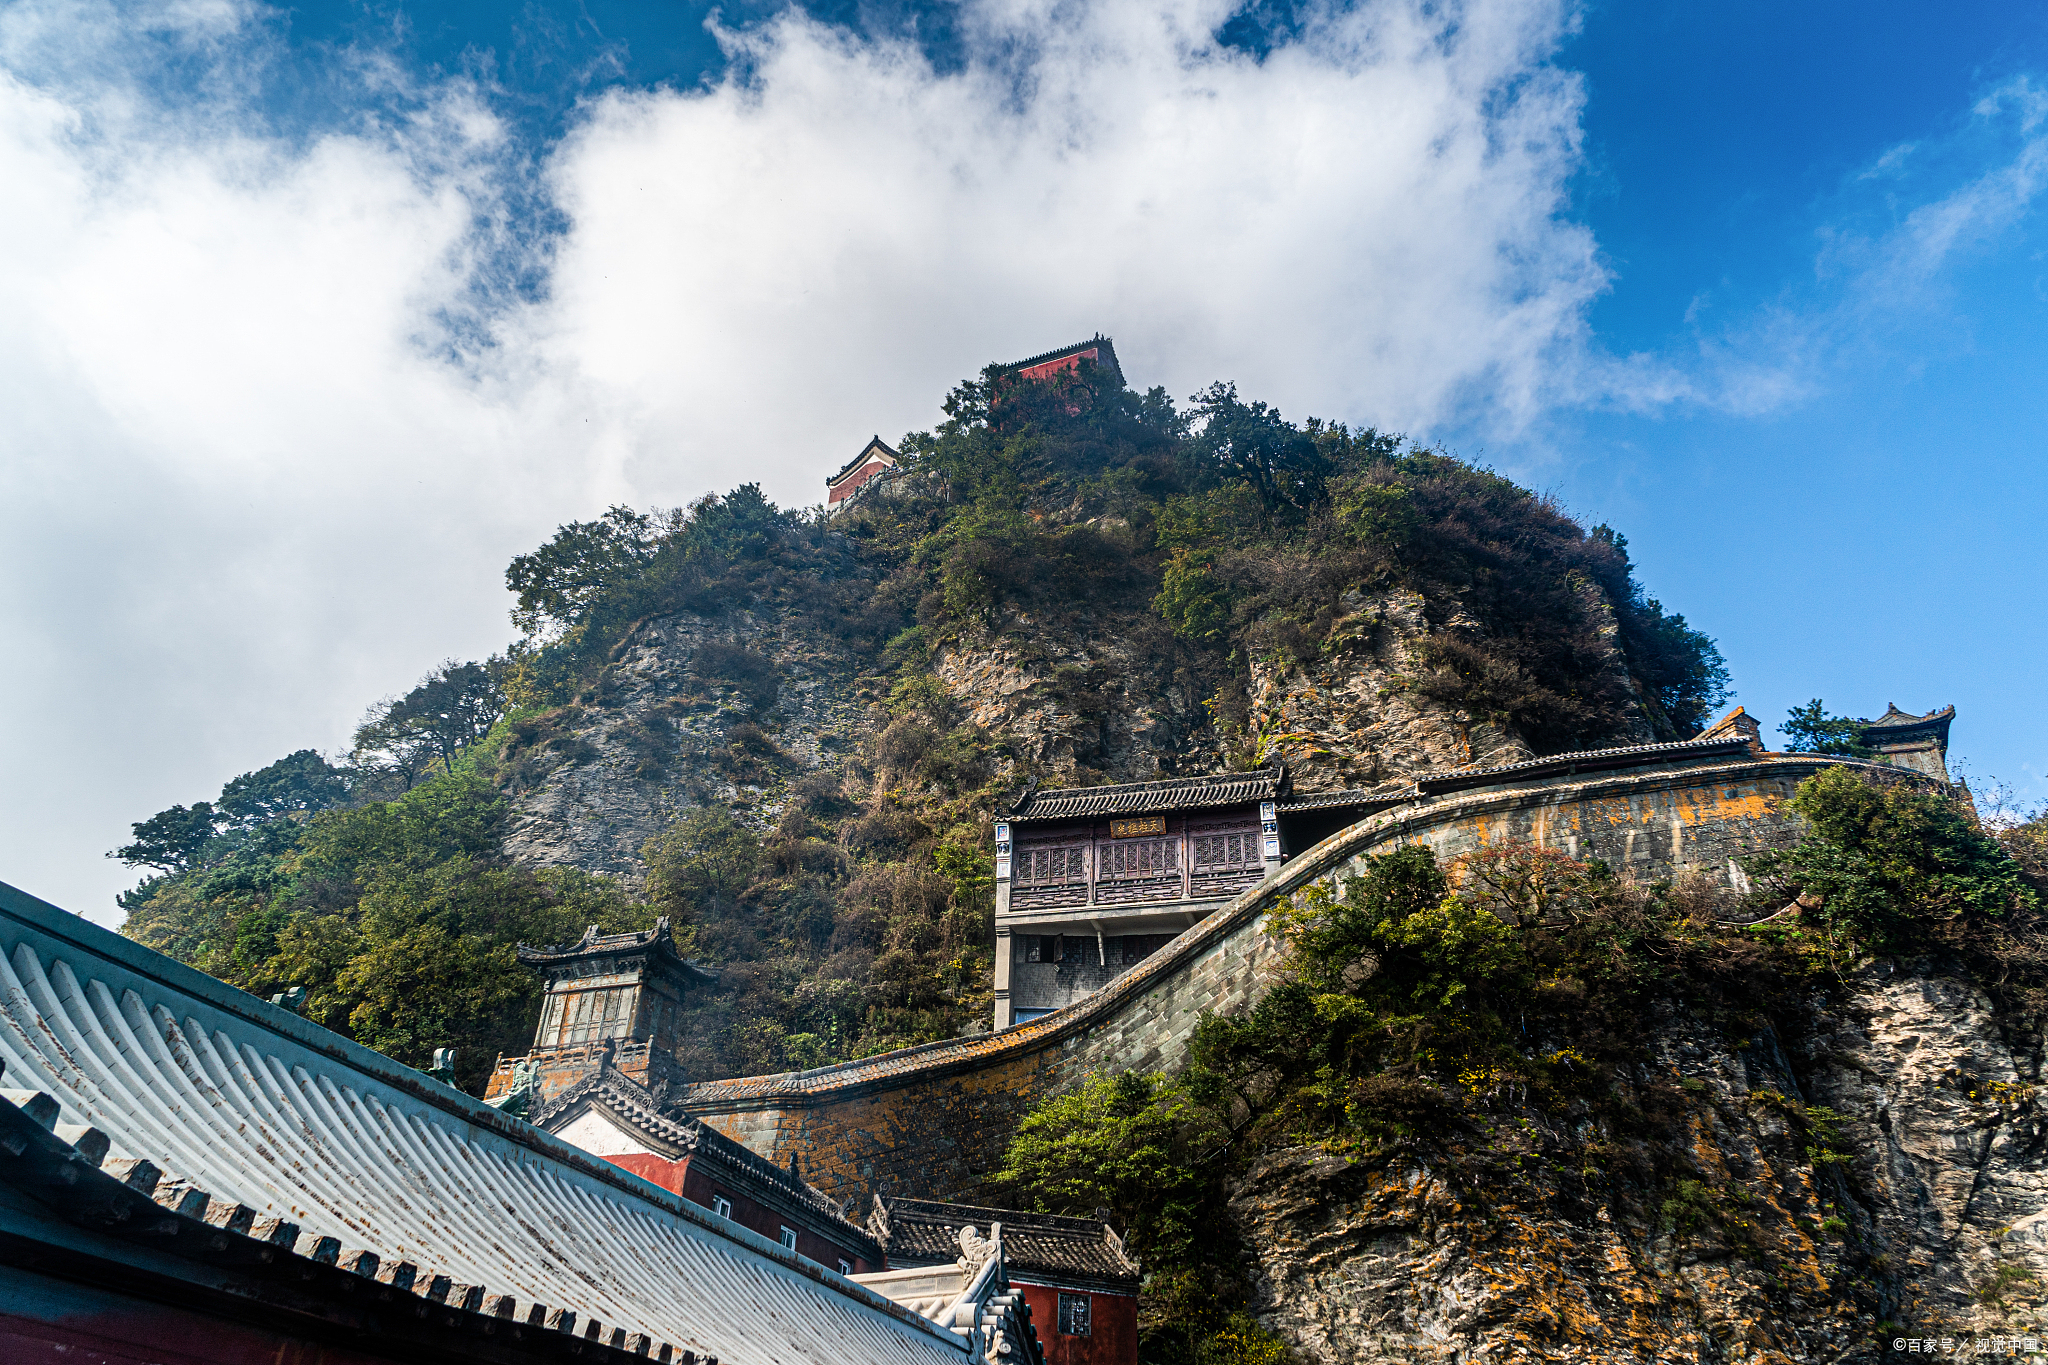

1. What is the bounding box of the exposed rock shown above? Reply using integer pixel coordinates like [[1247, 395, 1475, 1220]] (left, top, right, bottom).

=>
[[1246, 584, 1658, 794], [1228, 966, 2048, 1362], [499, 610, 874, 883], [502, 580, 1669, 876], [930, 608, 1219, 780]]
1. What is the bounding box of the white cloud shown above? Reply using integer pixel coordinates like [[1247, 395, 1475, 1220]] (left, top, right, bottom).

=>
[[0, 0, 1608, 921], [542, 0, 1604, 480]]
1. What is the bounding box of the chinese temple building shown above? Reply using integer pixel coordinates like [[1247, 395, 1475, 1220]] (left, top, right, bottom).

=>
[[486, 922, 885, 1276], [1001, 336, 1124, 387], [866, 1198, 1140, 1365], [991, 765, 1393, 1028], [1855, 703, 1955, 781], [825, 436, 900, 512], [486, 918, 715, 1109]]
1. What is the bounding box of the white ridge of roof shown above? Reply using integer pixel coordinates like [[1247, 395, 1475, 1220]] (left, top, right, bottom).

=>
[[0, 877, 968, 1365]]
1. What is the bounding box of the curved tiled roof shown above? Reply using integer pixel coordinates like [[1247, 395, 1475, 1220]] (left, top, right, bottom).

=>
[[1008, 763, 1286, 822], [0, 878, 970, 1365], [1860, 703, 1955, 737], [827, 436, 899, 488], [516, 918, 717, 983], [1276, 786, 1411, 813], [872, 1198, 1140, 1293]]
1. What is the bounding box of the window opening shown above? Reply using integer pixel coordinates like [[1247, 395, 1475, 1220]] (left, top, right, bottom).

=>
[[1058, 1292, 1092, 1336], [779, 1226, 798, 1252], [712, 1195, 732, 1219]]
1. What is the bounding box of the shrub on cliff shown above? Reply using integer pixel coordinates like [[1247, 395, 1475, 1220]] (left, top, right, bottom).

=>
[[1746, 768, 2048, 1001]]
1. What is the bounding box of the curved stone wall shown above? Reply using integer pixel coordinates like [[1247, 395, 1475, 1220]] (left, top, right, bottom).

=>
[[677, 750, 1897, 1207]]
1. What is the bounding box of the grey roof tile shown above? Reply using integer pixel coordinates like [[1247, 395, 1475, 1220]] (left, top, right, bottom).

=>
[[0, 878, 969, 1365]]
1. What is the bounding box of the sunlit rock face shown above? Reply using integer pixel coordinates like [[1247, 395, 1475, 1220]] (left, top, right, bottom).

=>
[[498, 608, 873, 883], [496, 570, 1662, 883], [1227, 965, 2048, 1362]]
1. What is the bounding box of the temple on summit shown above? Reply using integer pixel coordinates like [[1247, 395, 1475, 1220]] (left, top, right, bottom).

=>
[[824, 435, 899, 511], [823, 336, 1123, 516], [1000, 335, 1123, 387]]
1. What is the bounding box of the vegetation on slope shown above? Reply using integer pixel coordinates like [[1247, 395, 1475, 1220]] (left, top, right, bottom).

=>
[[118, 355, 1729, 1087], [989, 768, 2048, 1361]]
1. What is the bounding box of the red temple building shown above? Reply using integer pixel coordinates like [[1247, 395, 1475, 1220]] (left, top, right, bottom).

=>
[[825, 435, 900, 511], [865, 1197, 1140, 1365], [1003, 335, 1124, 387]]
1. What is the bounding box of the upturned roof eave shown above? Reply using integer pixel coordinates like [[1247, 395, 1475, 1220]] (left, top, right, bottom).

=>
[[825, 436, 899, 488]]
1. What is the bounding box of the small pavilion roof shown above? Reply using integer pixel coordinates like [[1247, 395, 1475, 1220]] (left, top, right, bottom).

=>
[[1858, 703, 1955, 740], [516, 918, 717, 984], [827, 436, 900, 488]]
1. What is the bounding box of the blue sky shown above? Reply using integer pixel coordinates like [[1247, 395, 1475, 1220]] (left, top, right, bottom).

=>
[[1, 0, 2044, 920]]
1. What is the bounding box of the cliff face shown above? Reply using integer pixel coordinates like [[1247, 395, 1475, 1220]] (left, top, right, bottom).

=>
[[1228, 964, 2048, 1362], [499, 608, 873, 882], [498, 579, 1664, 878]]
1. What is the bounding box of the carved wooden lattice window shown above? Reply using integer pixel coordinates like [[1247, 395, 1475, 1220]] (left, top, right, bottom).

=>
[[1058, 1293, 1092, 1336], [551, 985, 637, 1046], [1192, 831, 1257, 869], [1100, 838, 1176, 880], [1017, 845, 1087, 884]]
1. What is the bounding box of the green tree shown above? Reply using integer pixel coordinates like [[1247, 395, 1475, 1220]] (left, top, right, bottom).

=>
[[217, 750, 351, 827], [505, 505, 663, 637], [112, 803, 221, 873], [1780, 699, 1872, 756], [992, 1071, 1221, 1261], [1747, 766, 2035, 949], [354, 660, 505, 783], [645, 807, 762, 924], [1186, 381, 1330, 522], [1154, 548, 1230, 641]]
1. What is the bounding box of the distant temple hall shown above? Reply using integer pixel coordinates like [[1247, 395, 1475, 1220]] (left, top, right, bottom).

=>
[[823, 335, 1124, 515], [993, 764, 1391, 1028]]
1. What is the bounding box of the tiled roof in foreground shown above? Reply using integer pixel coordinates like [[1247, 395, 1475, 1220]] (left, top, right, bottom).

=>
[[0, 878, 970, 1365]]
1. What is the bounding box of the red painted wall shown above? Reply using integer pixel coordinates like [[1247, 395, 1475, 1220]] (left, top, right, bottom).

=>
[[1016, 348, 1099, 382], [1013, 1282, 1137, 1365], [827, 460, 889, 503], [600, 1151, 879, 1273], [2, 1288, 401, 1365]]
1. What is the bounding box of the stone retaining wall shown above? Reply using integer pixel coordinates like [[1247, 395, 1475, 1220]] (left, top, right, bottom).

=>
[[678, 751, 1898, 1207]]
